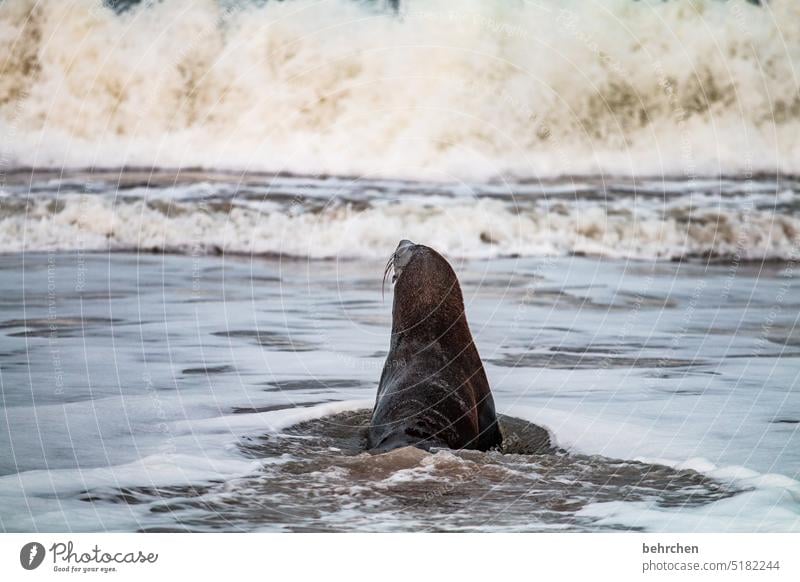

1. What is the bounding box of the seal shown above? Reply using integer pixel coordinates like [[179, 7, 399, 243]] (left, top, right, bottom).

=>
[[367, 240, 503, 452]]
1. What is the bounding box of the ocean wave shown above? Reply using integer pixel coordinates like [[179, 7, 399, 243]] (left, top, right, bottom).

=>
[[1, 0, 799, 179], [2, 188, 798, 260]]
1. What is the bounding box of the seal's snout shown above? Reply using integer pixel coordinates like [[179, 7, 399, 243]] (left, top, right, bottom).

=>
[[382, 240, 418, 299], [391, 240, 416, 282]]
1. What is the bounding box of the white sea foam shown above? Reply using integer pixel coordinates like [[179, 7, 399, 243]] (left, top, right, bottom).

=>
[[2, 190, 797, 260], [169, 398, 373, 435], [576, 490, 800, 533], [1, 0, 799, 179], [506, 407, 800, 532]]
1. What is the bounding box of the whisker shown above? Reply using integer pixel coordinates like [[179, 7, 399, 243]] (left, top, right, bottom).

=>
[[382, 253, 395, 301]]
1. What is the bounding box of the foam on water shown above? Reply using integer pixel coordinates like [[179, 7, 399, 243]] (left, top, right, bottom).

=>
[[1, 172, 798, 260], [1, 0, 799, 179], [0, 252, 797, 532]]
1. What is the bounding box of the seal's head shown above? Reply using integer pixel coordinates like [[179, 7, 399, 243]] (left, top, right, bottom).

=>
[[383, 239, 465, 338]]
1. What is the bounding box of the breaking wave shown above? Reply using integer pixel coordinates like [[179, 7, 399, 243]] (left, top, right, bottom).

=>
[[2, 172, 798, 260], [1, 0, 799, 179]]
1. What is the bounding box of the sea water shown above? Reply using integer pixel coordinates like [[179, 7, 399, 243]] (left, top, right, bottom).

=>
[[0, 172, 797, 532]]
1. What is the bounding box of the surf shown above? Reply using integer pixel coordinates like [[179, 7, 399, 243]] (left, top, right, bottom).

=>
[[1, 0, 799, 179]]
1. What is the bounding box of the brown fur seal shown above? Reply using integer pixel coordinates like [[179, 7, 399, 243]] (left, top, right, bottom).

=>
[[367, 240, 503, 452]]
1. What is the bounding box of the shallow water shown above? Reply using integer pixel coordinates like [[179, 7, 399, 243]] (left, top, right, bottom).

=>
[[0, 247, 798, 532], [127, 410, 732, 533]]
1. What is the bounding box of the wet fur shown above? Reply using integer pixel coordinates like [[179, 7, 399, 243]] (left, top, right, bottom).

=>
[[368, 244, 503, 452]]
